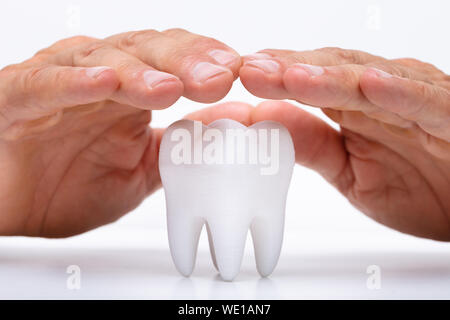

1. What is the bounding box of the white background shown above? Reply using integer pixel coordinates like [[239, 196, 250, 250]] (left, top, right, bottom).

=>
[[0, 0, 449, 299]]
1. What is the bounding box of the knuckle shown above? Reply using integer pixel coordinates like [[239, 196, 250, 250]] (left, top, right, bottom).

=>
[[162, 28, 188, 36], [317, 46, 341, 53], [289, 52, 312, 64], [393, 57, 421, 66], [318, 47, 361, 64], [119, 29, 160, 48], [34, 47, 54, 58], [74, 41, 113, 61], [66, 35, 94, 44], [260, 48, 277, 54], [55, 35, 94, 49], [114, 59, 140, 73], [189, 36, 220, 50], [165, 50, 195, 68], [317, 46, 344, 56], [342, 66, 362, 85], [38, 35, 95, 56], [339, 51, 360, 63], [23, 66, 48, 89]]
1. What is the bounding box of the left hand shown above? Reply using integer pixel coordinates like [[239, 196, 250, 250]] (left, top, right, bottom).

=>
[[0, 28, 241, 237]]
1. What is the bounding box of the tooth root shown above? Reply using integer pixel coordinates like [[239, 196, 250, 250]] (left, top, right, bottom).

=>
[[160, 119, 295, 281], [167, 214, 204, 277], [251, 214, 285, 277], [205, 222, 218, 271], [207, 218, 250, 281]]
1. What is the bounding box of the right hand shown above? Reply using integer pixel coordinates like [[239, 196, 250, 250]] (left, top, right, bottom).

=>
[[233, 47, 450, 241]]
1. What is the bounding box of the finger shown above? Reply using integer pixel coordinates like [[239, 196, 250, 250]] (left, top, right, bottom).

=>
[[360, 68, 450, 142], [322, 108, 420, 147], [240, 47, 384, 99], [106, 28, 241, 103], [252, 100, 352, 190], [34, 35, 96, 58], [391, 57, 447, 80], [141, 127, 165, 193], [186, 100, 353, 193], [5, 36, 98, 70], [49, 40, 184, 110], [244, 47, 384, 68], [339, 128, 450, 240], [0, 65, 119, 132], [282, 63, 414, 127]]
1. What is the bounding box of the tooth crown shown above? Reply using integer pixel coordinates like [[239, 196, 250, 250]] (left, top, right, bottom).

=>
[[159, 119, 295, 281]]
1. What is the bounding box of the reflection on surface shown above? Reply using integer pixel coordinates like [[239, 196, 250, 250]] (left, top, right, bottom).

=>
[[0, 247, 450, 299]]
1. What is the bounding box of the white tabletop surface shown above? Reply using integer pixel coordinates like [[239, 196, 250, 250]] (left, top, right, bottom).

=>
[[1, 188, 449, 300]]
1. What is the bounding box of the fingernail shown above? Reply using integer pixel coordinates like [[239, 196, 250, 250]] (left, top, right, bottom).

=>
[[143, 70, 179, 89], [244, 59, 279, 73], [85, 66, 112, 79], [243, 53, 272, 60], [208, 49, 238, 66], [291, 63, 324, 76], [371, 68, 393, 78], [191, 62, 230, 83]]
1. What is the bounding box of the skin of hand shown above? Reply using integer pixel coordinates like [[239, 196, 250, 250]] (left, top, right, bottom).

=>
[[2, 35, 449, 243], [0, 28, 241, 237], [224, 47, 450, 241]]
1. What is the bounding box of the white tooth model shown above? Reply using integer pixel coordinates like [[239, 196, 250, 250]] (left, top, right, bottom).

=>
[[159, 119, 295, 281]]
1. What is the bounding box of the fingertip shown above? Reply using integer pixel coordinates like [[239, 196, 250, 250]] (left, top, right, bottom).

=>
[[283, 65, 328, 101], [229, 56, 243, 78], [143, 79, 184, 110], [83, 67, 120, 92], [360, 68, 399, 108], [115, 70, 184, 110], [137, 79, 184, 110], [183, 69, 235, 103], [207, 49, 242, 77], [283, 65, 312, 88], [360, 67, 393, 92], [239, 65, 286, 99], [239, 65, 266, 94], [67, 67, 119, 103]]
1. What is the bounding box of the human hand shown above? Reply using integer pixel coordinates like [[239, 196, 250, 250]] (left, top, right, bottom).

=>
[[0, 28, 240, 237], [225, 47, 449, 241]]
